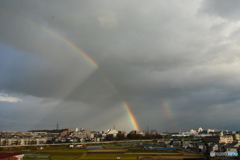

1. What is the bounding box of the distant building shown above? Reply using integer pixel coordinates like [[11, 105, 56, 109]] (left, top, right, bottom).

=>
[[117, 131, 126, 140], [0, 137, 48, 146], [101, 129, 118, 140], [204, 135, 233, 144], [129, 130, 139, 134], [196, 142, 205, 153], [224, 142, 240, 153], [234, 133, 240, 142], [59, 129, 73, 137], [207, 129, 214, 133], [190, 129, 197, 133], [198, 127, 203, 133], [69, 129, 91, 140], [105, 129, 118, 137]]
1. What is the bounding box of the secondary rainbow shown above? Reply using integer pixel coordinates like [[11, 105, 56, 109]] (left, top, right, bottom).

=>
[[162, 100, 176, 131]]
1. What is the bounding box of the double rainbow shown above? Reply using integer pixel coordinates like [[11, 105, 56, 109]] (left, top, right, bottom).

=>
[[2, 9, 140, 131]]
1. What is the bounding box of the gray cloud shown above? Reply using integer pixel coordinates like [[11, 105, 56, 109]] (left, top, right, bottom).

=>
[[199, 0, 240, 21], [1, 0, 240, 132]]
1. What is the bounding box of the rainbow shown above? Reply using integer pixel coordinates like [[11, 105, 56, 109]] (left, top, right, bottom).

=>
[[162, 100, 176, 131], [123, 101, 140, 131], [2, 9, 141, 131], [31, 24, 99, 68], [1, 8, 98, 68], [103, 77, 141, 131]]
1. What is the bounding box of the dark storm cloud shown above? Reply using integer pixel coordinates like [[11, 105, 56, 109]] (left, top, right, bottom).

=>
[[0, 45, 95, 99], [1, 0, 240, 132], [199, 0, 240, 21], [1, 0, 199, 100]]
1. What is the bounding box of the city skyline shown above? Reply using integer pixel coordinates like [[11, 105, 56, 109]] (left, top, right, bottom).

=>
[[1, 0, 240, 132]]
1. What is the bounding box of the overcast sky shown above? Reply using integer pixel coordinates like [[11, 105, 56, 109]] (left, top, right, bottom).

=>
[[1, 0, 240, 132]]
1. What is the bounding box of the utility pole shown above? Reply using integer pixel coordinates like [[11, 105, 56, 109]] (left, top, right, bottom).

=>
[[56, 123, 59, 130]]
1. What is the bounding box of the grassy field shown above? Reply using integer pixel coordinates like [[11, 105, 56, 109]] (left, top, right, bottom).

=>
[[0, 144, 203, 160]]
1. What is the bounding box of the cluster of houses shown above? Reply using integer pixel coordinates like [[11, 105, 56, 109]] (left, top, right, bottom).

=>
[[182, 141, 240, 154], [177, 127, 240, 155], [53, 128, 123, 143], [2, 126, 240, 156], [0, 128, 129, 146], [0, 131, 52, 146]]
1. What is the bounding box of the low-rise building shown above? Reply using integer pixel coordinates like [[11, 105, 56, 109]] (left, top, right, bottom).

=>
[[204, 135, 233, 144], [224, 142, 240, 153], [0, 137, 48, 146], [233, 133, 240, 142]]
